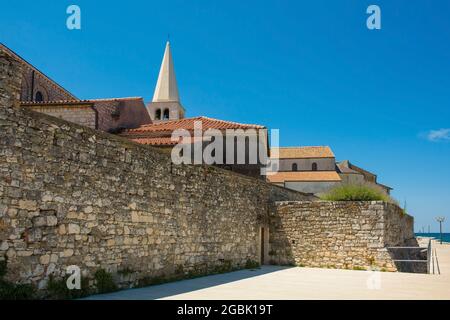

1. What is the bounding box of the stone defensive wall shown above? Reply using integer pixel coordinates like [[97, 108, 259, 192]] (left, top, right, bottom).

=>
[[269, 201, 415, 271], [1, 47, 314, 292]]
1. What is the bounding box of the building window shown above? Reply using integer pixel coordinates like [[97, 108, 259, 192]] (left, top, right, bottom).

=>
[[312, 162, 318, 171], [35, 91, 43, 102], [292, 163, 298, 171], [163, 109, 170, 120], [155, 109, 161, 120]]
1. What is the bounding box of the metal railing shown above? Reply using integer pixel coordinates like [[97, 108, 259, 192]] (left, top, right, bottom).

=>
[[386, 240, 431, 274], [427, 240, 432, 274]]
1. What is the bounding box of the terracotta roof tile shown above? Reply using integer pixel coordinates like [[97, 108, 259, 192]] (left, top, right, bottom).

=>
[[271, 146, 335, 159], [21, 100, 94, 106], [124, 116, 265, 134], [267, 171, 342, 183], [130, 136, 205, 146], [20, 97, 144, 106], [336, 162, 360, 174], [86, 97, 143, 102]]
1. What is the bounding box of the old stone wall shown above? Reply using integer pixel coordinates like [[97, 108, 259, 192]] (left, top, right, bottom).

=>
[[0, 50, 22, 109], [0, 89, 312, 292], [269, 201, 414, 271]]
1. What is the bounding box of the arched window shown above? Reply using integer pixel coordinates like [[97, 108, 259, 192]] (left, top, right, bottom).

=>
[[292, 163, 298, 171], [312, 162, 318, 171], [35, 91, 44, 102], [155, 109, 161, 120], [163, 109, 170, 120]]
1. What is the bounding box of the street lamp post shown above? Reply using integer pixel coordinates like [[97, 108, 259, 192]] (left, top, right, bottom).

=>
[[436, 217, 445, 244]]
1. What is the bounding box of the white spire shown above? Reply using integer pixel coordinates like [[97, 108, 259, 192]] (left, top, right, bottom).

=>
[[152, 41, 180, 102]]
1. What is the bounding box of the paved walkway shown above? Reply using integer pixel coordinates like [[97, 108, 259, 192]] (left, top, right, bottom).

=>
[[87, 242, 450, 300]]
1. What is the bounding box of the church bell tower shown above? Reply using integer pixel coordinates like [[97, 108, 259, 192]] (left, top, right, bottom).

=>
[[147, 41, 185, 122]]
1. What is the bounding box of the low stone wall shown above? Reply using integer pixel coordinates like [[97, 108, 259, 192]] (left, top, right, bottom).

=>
[[269, 201, 415, 271]]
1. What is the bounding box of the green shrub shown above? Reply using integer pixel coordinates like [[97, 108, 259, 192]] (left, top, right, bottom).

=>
[[47, 275, 91, 300], [94, 269, 117, 294], [137, 274, 169, 288], [0, 259, 6, 279], [0, 280, 35, 300], [352, 266, 366, 271], [214, 260, 233, 273], [0, 257, 36, 300], [117, 268, 135, 276], [244, 259, 260, 270], [320, 183, 392, 202]]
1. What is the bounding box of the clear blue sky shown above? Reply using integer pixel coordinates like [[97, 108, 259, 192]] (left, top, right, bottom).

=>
[[1, 1, 449, 232]]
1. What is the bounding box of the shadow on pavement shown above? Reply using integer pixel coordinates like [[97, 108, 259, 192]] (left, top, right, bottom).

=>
[[83, 265, 291, 300]]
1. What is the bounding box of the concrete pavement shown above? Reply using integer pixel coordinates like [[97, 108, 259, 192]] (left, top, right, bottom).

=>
[[86, 242, 450, 300]]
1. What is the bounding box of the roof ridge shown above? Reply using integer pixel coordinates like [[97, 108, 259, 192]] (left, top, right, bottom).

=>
[[87, 97, 143, 102], [20, 100, 93, 105], [138, 116, 197, 128], [135, 116, 264, 128], [273, 146, 331, 149], [195, 116, 265, 128]]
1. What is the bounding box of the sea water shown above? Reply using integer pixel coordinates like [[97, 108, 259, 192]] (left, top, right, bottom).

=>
[[415, 233, 450, 243]]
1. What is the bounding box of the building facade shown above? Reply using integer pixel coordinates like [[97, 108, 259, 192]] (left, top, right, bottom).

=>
[[337, 160, 392, 194], [267, 146, 342, 195], [1, 43, 151, 132], [266, 147, 392, 196], [1, 43, 77, 103]]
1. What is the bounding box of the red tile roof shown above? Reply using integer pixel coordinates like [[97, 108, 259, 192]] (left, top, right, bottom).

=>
[[122, 116, 266, 146], [124, 116, 265, 134], [271, 146, 335, 159], [86, 97, 143, 102], [267, 171, 342, 183], [20, 97, 143, 106], [129, 136, 206, 146], [21, 100, 94, 106]]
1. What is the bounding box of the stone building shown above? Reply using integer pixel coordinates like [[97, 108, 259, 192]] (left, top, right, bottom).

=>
[[120, 41, 269, 178], [0, 43, 77, 103], [2, 41, 269, 178], [0, 43, 151, 132], [20, 97, 152, 133], [2, 41, 395, 186], [337, 160, 392, 194], [267, 147, 392, 196], [267, 146, 342, 194]]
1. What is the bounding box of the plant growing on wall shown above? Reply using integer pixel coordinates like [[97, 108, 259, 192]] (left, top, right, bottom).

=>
[[320, 182, 395, 202], [0, 257, 36, 300]]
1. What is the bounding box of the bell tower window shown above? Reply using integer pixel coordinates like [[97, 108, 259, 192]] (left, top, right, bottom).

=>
[[155, 109, 161, 120], [163, 109, 170, 120]]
